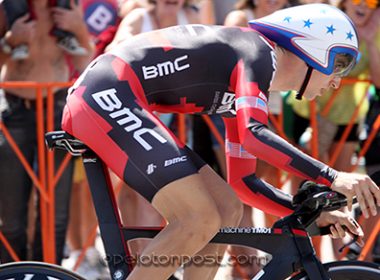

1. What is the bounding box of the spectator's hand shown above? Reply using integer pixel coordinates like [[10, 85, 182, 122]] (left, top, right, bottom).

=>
[[51, 0, 85, 34], [5, 14, 36, 46], [316, 210, 364, 245], [331, 172, 380, 218], [357, 8, 380, 44]]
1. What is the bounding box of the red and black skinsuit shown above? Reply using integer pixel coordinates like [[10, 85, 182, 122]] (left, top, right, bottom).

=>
[[62, 24, 338, 217]]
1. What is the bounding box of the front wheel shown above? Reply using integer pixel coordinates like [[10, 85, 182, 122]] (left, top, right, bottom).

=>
[[290, 260, 380, 280], [0, 261, 85, 280]]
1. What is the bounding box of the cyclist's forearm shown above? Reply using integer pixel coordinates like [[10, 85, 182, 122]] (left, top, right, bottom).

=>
[[242, 120, 338, 186], [229, 174, 294, 217]]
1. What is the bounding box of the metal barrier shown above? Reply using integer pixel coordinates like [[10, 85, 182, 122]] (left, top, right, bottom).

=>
[[0, 81, 72, 264]]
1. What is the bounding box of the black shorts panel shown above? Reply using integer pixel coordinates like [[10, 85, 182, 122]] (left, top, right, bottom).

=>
[[65, 54, 206, 201]]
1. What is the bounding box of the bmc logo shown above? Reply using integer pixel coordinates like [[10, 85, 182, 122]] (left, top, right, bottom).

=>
[[92, 89, 167, 151], [146, 163, 157, 174], [216, 92, 235, 114], [164, 156, 187, 167], [142, 55, 190, 80]]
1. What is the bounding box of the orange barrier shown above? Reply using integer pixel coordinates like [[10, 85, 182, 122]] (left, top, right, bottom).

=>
[[359, 217, 380, 261], [0, 231, 20, 262], [0, 81, 72, 264]]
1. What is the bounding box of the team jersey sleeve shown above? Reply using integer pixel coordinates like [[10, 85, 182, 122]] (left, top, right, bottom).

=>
[[224, 117, 294, 217], [232, 59, 338, 187]]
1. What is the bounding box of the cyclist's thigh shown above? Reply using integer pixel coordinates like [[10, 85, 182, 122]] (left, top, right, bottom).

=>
[[63, 54, 210, 203], [198, 165, 241, 210]]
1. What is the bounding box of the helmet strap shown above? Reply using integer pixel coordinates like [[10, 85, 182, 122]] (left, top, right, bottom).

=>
[[296, 66, 313, 100]]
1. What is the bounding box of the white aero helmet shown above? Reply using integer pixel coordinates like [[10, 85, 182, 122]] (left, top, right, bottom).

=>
[[248, 3, 359, 77]]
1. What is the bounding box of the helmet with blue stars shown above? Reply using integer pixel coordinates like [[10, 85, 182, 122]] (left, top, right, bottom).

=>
[[248, 3, 359, 77]]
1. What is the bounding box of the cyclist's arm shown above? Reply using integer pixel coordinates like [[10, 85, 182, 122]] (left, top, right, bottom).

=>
[[233, 62, 338, 186], [224, 117, 294, 217]]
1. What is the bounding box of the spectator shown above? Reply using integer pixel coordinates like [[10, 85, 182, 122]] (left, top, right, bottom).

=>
[[0, 0, 94, 264], [198, 0, 236, 25], [1, 0, 87, 60], [225, 0, 289, 26], [107, 0, 199, 50], [197, 0, 216, 24]]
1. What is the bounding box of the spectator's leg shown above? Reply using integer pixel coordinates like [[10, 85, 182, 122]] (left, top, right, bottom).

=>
[[0, 94, 36, 262]]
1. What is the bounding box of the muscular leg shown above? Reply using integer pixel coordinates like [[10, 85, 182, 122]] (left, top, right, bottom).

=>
[[126, 172, 223, 280], [118, 183, 163, 227], [124, 166, 243, 279], [183, 165, 243, 280]]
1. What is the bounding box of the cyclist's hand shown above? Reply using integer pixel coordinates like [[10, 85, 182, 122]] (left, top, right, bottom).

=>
[[316, 211, 364, 245], [331, 172, 380, 218]]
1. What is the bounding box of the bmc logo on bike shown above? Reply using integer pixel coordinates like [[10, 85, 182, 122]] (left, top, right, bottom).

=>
[[142, 55, 190, 80], [220, 227, 272, 234], [92, 88, 167, 151]]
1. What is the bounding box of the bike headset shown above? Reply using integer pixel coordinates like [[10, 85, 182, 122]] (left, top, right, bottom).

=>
[[248, 3, 360, 100]]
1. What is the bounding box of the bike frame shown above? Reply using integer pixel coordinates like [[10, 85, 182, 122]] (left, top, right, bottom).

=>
[[82, 150, 330, 280]]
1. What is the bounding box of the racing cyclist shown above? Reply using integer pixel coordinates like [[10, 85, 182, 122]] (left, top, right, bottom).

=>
[[61, 4, 380, 279]]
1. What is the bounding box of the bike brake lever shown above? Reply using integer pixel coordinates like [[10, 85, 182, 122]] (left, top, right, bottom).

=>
[[314, 225, 362, 251]]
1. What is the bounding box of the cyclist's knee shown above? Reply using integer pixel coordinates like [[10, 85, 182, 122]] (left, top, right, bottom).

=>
[[192, 205, 222, 233], [163, 213, 221, 253], [178, 205, 222, 242]]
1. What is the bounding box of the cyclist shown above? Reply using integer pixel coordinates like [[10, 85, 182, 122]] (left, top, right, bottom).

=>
[[61, 4, 380, 279]]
